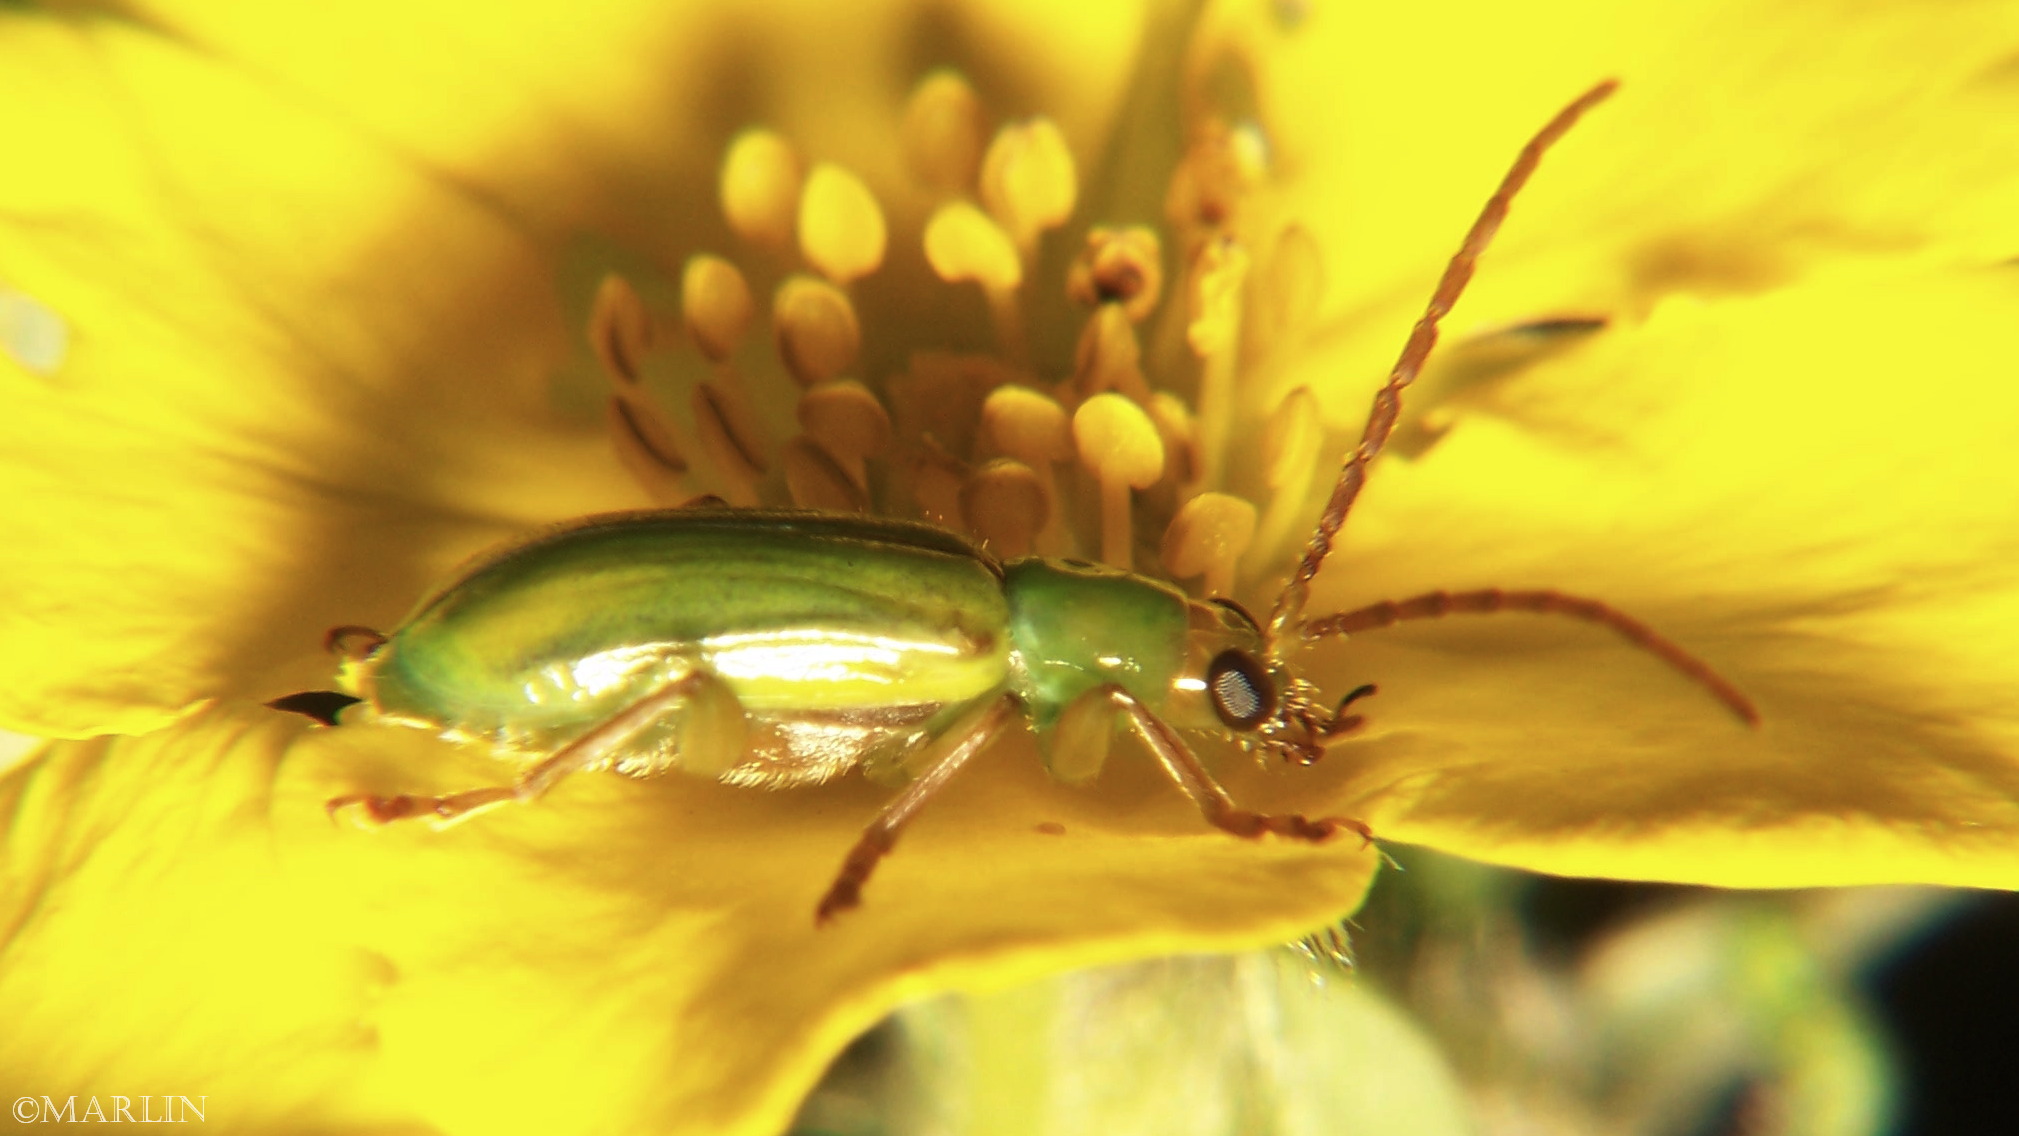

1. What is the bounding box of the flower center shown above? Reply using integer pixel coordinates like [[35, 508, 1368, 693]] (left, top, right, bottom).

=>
[[586, 66, 1331, 603]]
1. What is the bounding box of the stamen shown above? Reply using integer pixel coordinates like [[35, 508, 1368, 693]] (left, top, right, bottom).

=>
[[979, 117, 1078, 256], [1070, 304, 1152, 402], [680, 255, 754, 363], [1247, 386, 1324, 572], [1145, 391, 1201, 492], [783, 435, 869, 512], [924, 202, 1025, 356], [1072, 393, 1165, 568], [588, 273, 653, 386], [799, 163, 888, 285], [1186, 236, 1250, 488], [797, 378, 893, 491], [1164, 118, 1259, 230], [1161, 492, 1257, 598], [692, 379, 768, 506], [772, 275, 861, 386], [960, 458, 1048, 558], [720, 129, 804, 251], [903, 70, 988, 193], [1250, 225, 1323, 360], [1066, 226, 1164, 322], [980, 384, 1072, 465], [606, 395, 690, 505], [981, 384, 1074, 552]]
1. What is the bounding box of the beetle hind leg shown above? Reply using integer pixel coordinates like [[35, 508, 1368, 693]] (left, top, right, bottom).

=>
[[815, 693, 1018, 925], [328, 666, 740, 827]]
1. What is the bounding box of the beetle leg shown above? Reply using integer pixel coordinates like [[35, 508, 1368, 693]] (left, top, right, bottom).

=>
[[323, 625, 387, 661], [816, 692, 1018, 925], [1103, 684, 1373, 845], [328, 667, 729, 825], [1038, 686, 1120, 785]]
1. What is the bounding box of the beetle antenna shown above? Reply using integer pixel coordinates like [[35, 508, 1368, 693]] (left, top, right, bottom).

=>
[[1266, 80, 1618, 644]]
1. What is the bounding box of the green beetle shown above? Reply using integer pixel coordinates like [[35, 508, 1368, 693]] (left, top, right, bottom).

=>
[[322, 508, 1369, 921], [308, 81, 1756, 922]]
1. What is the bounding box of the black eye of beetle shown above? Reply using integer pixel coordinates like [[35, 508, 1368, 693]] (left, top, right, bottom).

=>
[[1207, 649, 1274, 730]]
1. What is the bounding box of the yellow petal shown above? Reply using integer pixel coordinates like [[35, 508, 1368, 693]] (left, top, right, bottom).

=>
[[1256, 0, 2019, 396], [0, 13, 641, 737], [0, 0, 1157, 737], [0, 704, 1377, 1135], [1298, 269, 2019, 890]]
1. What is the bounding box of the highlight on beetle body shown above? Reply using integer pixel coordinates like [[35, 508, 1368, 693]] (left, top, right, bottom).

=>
[[291, 78, 1755, 923]]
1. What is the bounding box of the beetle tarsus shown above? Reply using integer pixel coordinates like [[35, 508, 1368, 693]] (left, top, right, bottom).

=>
[[815, 839, 887, 925], [1218, 809, 1371, 844], [324, 625, 388, 660], [326, 785, 520, 826]]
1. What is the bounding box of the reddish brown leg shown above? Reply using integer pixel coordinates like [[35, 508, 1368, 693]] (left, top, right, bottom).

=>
[[327, 668, 715, 825], [324, 625, 387, 661], [1302, 588, 1759, 726], [1105, 685, 1373, 845], [816, 694, 1018, 925]]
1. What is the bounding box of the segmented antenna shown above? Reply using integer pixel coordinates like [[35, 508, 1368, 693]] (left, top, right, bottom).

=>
[[1266, 80, 1619, 643]]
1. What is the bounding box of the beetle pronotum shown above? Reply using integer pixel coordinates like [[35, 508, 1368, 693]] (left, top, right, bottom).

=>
[[301, 80, 1755, 923]]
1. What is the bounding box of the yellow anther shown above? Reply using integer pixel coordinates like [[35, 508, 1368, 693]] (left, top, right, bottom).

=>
[[1252, 225, 1323, 355], [798, 379, 892, 489], [1066, 226, 1164, 322], [772, 275, 861, 386], [1073, 392, 1165, 568], [979, 117, 1077, 252], [680, 255, 754, 363], [606, 396, 689, 506], [1228, 120, 1271, 186], [924, 203, 1023, 292], [588, 273, 653, 386], [1161, 492, 1257, 599], [1073, 392, 1164, 488], [1146, 390, 1200, 491], [1187, 235, 1250, 489], [1249, 386, 1326, 572], [1186, 236, 1250, 358], [692, 379, 769, 506], [799, 163, 887, 285], [1164, 118, 1258, 230], [1262, 385, 1324, 492], [960, 458, 1048, 559], [783, 435, 869, 512], [903, 69, 987, 193], [981, 385, 1072, 465], [720, 129, 803, 251], [980, 384, 1072, 554], [1071, 304, 1151, 402]]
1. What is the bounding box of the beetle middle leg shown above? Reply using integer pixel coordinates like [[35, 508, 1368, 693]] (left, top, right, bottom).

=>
[[1103, 684, 1373, 845], [815, 693, 1018, 925], [328, 665, 744, 825]]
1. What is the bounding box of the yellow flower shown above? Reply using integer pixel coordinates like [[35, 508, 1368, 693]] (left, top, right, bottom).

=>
[[4, 1, 2019, 1133]]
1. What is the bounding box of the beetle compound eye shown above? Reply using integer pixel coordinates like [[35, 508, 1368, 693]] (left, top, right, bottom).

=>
[[1207, 649, 1274, 730]]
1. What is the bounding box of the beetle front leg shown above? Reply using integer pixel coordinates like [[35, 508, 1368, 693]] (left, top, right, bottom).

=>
[[816, 693, 1018, 925], [328, 666, 735, 825], [1103, 685, 1373, 845]]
